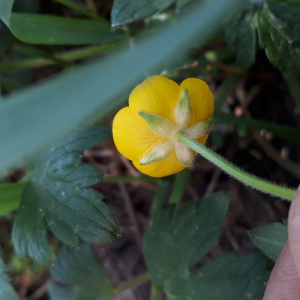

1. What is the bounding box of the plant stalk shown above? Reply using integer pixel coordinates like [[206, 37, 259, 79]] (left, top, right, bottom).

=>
[[0, 41, 127, 72], [176, 132, 296, 200]]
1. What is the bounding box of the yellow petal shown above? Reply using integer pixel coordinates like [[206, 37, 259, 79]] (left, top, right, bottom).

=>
[[112, 107, 159, 161], [132, 150, 185, 177], [179, 78, 214, 126], [129, 75, 179, 121]]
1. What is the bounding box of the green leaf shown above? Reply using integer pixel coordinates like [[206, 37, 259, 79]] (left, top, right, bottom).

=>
[[0, 0, 245, 173], [12, 126, 119, 265], [48, 243, 114, 300], [0, 0, 126, 45], [144, 192, 231, 289], [225, 3, 260, 67], [249, 222, 288, 261], [111, 0, 174, 27], [0, 182, 26, 216], [257, 0, 300, 73], [0, 256, 20, 300], [165, 252, 270, 300]]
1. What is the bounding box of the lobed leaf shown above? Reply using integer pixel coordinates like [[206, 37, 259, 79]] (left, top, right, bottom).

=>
[[257, 0, 300, 73], [12, 126, 119, 265], [165, 252, 270, 300], [249, 222, 288, 261], [225, 3, 261, 67], [0, 256, 20, 300], [144, 192, 231, 289], [48, 243, 113, 300]]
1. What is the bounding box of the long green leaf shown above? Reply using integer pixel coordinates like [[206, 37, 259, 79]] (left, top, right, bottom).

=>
[[0, 0, 245, 172], [0, 0, 126, 45], [0, 181, 26, 216]]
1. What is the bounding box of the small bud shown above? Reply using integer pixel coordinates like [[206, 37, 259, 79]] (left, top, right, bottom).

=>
[[138, 111, 177, 137], [183, 118, 214, 139], [175, 142, 194, 168], [139, 139, 173, 165], [174, 88, 192, 128]]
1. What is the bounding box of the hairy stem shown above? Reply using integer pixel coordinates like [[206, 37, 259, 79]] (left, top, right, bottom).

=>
[[176, 132, 296, 200]]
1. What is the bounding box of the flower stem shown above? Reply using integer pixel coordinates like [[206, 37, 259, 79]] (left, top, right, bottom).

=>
[[111, 273, 150, 297], [176, 132, 296, 200]]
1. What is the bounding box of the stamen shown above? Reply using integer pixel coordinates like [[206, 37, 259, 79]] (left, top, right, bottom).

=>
[[175, 142, 195, 168], [138, 111, 177, 137], [139, 139, 174, 165], [174, 88, 192, 128], [183, 118, 214, 139]]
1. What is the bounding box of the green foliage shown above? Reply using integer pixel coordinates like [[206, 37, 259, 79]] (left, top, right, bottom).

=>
[[249, 222, 288, 261], [0, 0, 126, 45], [144, 192, 230, 289], [257, 0, 300, 73], [225, 3, 260, 67], [111, 0, 174, 27], [0, 0, 243, 173], [48, 243, 114, 300], [0, 256, 20, 300], [0, 182, 26, 216], [12, 126, 119, 265], [165, 252, 270, 300]]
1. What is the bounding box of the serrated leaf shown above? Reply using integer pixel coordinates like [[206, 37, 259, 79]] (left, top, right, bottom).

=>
[[225, 3, 261, 67], [12, 126, 119, 265], [144, 192, 230, 289], [111, 0, 174, 27], [0, 256, 20, 300], [249, 222, 288, 261], [257, 0, 300, 73], [165, 252, 270, 300], [48, 243, 114, 300]]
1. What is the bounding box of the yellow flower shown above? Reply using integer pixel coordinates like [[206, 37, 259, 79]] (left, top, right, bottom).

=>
[[112, 75, 214, 177]]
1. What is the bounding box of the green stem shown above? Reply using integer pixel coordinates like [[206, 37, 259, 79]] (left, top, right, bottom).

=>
[[54, 0, 110, 24], [176, 132, 296, 200], [169, 168, 189, 209], [0, 41, 127, 72], [111, 273, 150, 297]]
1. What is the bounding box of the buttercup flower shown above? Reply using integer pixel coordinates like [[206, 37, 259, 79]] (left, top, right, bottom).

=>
[[113, 75, 214, 177]]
